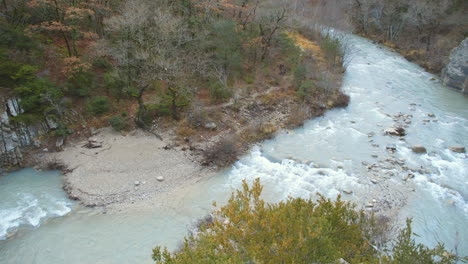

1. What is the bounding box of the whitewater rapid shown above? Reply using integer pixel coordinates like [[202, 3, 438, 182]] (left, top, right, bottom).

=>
[[0, 34, 466, 263], [0, 169, 73, 240]]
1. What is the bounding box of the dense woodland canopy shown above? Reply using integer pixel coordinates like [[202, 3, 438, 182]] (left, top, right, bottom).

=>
[[0, 0, 345, 137]]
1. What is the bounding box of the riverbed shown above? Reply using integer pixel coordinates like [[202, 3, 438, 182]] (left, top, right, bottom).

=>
[[0, 34, 467, 263]]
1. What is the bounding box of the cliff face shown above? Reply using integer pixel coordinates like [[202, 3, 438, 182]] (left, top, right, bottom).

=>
[[442, 38, 468, 94], [0, 97, 51, 169]]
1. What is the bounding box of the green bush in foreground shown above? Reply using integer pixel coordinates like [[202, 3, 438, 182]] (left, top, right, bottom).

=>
[[153, 179, 464, 264]]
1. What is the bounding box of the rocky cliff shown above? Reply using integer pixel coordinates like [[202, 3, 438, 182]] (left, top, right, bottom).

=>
[[0, 97, 51, 170], [442, 38, 468, 94]]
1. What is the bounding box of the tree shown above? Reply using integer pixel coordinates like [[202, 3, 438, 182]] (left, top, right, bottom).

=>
[[26, 0, 114, 56], [152, 179, 464, 263], [105, 0, 205, 126]]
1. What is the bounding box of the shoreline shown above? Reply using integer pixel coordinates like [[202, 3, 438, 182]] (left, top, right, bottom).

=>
[[41, 128, 219, 207]]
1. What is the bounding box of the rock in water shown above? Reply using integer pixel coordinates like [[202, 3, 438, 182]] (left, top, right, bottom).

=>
[[385, 127, 406, 136], [386, 144, 397, 152], [411, 145, 427, 153], [442, 38, 468, 94], [449, 146, 465, 153]]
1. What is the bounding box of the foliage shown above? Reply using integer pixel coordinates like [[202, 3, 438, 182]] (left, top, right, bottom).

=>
[[293, 63, 307, 88], [320, 34, 342, 68], [153, 179, 463, 264], [297, 79, 315, 99], [208, 80, 231, 101], [277, 32, 302, 65], [109, 115, 128, 131], [392, 219, 459, 264], [104, 71, 128, 99], [64, 70, 95, 97], [86, 96, 110, 116]]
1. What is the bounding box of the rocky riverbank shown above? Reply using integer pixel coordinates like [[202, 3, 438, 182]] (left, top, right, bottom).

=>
[[39, 82, 349, 207], [39, 128, 216, 207]]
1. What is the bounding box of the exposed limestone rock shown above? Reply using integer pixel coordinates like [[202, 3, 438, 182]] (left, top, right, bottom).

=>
[[0, 97, 50, 168], [442, 38, 468, 94]]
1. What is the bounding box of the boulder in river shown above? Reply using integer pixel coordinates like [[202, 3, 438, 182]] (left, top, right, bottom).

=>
[[449, 146, 465, 153], [411, 145, 427, 153], [386, 144, 397, 152], [384, 127, 406, 137]]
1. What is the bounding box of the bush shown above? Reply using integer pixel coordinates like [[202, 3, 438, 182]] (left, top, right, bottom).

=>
[[65, 71, 96, 97], [104, 71, 127, 99], [86, 96, 111, 116], [203, 138, 239, 167], [109, 116, 127, 131], [277, 32, 302, 65], [152, 180, 464, 264], [297, 79, 315, 99], [92, 57, 112, 70], [320, 34, 342, 67], [209, 80, 231, 101], [293, 63, 307, 88]]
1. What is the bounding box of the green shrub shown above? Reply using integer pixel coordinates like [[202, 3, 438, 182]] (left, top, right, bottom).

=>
[[277, 32, 302, 65], [209, 80, 231, 100], [293, 63, 307, 88], [109, 116, 127, 131], [92, 57, 112, 70], [152, 179, 464, 264], [65, 71, 96, 97], [320, 34, 342, 67], [297, 79, 315, 99], [86, 96, 111, 115], [104, 72, 128, 98]]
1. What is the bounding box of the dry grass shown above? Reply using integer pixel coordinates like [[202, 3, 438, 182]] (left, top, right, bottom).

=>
[[287, 31, 327, 67], [239, 122, 279, 144], [176, 120, 197, 138]]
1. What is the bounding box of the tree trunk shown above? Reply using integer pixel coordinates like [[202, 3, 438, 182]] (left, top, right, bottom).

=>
[[135, 85, 148, 128]]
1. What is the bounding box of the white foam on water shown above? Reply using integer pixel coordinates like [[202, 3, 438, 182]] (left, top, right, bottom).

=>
[[227, 147, 361, 202], [0, 169, 73, 240]]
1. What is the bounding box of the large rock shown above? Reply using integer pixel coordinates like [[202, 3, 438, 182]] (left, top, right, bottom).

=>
[[449, 146, 465, 153], [0, 97, 51, 167], [384, 127, 406, 137], [442, 38, 468, 94], [411, 145, 427, 153]]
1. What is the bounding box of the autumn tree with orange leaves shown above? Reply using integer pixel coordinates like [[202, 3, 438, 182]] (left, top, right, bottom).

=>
[[26, 0, 114, 56]]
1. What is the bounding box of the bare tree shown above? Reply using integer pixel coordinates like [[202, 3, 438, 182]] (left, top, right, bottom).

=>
[[105, 0, 205, 126]]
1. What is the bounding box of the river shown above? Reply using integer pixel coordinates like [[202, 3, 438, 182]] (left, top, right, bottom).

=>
[[0, 34, 467, 263]]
